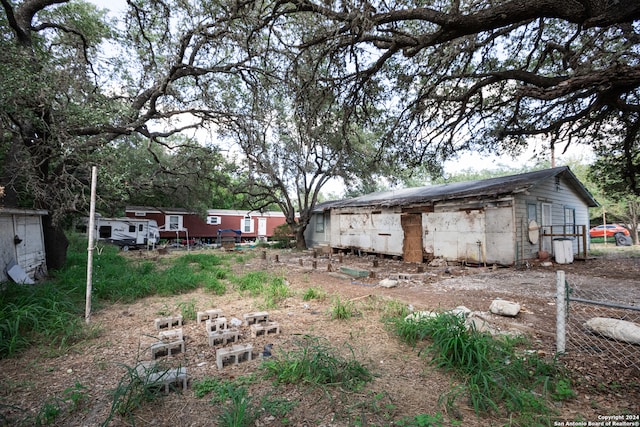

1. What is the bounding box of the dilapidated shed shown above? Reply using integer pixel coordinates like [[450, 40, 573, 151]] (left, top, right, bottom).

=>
[[305, 167, 598, 266], [0, 208, 48, 283]]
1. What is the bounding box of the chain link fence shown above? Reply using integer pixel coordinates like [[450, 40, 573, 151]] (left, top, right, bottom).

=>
[[556, 271, 640, 378]]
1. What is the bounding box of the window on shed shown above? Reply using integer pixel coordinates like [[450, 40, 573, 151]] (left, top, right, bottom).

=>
[[315, 214, 325, 233], [527, 204, 537, 221], [564, 207, 575, 236]]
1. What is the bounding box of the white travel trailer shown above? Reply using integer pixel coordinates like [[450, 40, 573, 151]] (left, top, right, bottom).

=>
[[95, 217, 159, 250]]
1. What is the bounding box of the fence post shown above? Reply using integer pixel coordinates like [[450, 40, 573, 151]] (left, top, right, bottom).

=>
[[556, 270, 566, 354]]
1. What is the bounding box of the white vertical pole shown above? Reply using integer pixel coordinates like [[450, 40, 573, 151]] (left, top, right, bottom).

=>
[[85, 166, 97, 324], [556, 270, 566, 354]]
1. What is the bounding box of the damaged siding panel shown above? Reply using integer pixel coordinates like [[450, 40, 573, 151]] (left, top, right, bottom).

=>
[[485, 206, 516, 265], [423, 209, 486, 262], [333, 208, 403, 255]]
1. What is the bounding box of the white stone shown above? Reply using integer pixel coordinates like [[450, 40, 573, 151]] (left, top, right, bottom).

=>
[[451, 306, 471, 317], [404, 311, 437, 322], [584, 317, 640, 344], [379, 279, 398, 288], [489, 299, 521, 317]]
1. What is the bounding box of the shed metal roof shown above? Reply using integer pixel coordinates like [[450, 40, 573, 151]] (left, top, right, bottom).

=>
[[313, 166, 598, 211]]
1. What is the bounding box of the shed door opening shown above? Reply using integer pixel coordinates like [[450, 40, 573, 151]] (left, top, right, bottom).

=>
[[401, 213, 423, 263]]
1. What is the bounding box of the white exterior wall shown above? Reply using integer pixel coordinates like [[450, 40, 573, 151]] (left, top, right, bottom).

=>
[[0, 210, 47, 283], [423, 200, 515, 265], [330, 208, 404, 255]]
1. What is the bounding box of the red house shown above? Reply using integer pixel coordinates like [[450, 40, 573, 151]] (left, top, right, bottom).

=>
[[125, 206, 287, 244]]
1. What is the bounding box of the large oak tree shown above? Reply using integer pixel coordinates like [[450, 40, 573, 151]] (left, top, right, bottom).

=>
[[269, 0, 640, 191]]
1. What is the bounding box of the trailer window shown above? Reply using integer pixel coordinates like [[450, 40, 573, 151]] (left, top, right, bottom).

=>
[[139, 224, 144, 232], [99, 226, 112, 239], [242, 216, 254, 233], [129, 225, 136, 232]]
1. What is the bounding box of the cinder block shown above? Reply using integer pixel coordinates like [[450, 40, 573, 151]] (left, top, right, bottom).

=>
[[207, 329, 240, 346], [243, 311, 269, 326], [205, 317, 228, 333], [216, 343, 253, 369], [159, 328, 183, 341], [250, 321, 280, 338], [147, 367, 188, 393], [151, 339, 185, 359], [197, 309, 223, 323], [154, 315, 183, 330]]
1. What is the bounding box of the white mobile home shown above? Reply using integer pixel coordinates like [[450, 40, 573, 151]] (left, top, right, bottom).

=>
[[305, 167, 598, 265], [96, 217, 160, 250]]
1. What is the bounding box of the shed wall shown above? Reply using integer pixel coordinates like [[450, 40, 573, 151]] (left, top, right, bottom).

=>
[[0, 212, 46, 283]]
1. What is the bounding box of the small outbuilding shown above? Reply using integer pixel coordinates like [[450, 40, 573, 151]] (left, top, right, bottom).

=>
[[0, 208, 48, 283], [305, 167, 598, 266]]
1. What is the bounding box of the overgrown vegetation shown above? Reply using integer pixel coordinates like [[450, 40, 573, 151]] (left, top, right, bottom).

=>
[[390, 312, 573, 424], [230, 271, 293, 308], [261, 335, 373, 391], [0, 234, 242, 359], [103, 360, 182, 426]]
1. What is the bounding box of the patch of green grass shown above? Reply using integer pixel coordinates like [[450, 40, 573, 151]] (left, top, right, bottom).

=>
[[34, 381, 89, 425], [103, 361, 179, 425], [217, 384, 256, 427], [302, 287, 326, 301], [390, 312, 573, 422], [231, 271, 292, 308], [192, 375, 256, 403], [330, 296, 358, 320], [395, 412, 445, 427], [177, 300, 197, 321], [261, 335, 372, 391]]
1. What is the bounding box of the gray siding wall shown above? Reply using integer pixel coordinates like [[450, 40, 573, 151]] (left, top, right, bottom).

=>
[[515, 175, 591, 259]]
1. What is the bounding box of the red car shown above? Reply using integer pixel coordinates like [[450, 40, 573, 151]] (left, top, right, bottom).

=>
[[588, 224, 630, 238]]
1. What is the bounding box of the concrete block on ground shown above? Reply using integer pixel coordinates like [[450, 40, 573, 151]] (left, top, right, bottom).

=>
[[216, 343, 253, 369], [151, 339, 185, 359], [197, 309, 223, 323], [208, 328, 240, 346], [339, 266, 369, 278], [147, 367, 188, 393], [159, 328, 183, 342], [250, 321, 280, 338], [205, 317, 228, 333], [154, 315, 183, 330], [243, 311, 269, 326]]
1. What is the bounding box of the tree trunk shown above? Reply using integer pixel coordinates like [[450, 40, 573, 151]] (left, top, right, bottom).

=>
[[43, 215, 68, 270], [295, 224, 307, 250]]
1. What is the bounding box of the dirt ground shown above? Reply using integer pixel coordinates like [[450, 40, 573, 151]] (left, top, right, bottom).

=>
[[1, 246, 638, 426]]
